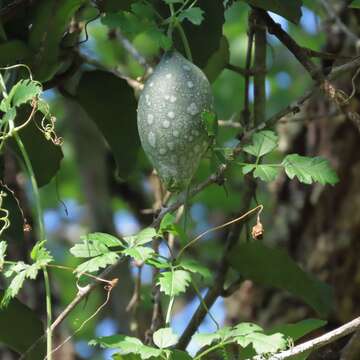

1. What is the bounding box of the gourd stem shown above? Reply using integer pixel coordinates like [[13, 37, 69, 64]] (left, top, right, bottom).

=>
[[175, 21, 193, 62]]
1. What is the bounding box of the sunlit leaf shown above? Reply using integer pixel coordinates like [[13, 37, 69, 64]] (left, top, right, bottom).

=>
[[157, 270, 191, 296], [282, 154, 339, 185], [153, 327, 178, 348]]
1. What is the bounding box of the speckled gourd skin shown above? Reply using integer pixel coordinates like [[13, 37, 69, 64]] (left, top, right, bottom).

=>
[[137, 51, 214, 192]]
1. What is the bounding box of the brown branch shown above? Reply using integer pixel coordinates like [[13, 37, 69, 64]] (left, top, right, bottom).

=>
[[254, 316, 360, 360]]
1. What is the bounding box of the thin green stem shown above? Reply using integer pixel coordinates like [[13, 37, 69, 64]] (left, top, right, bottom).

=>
[[13, 128, 52, 359], [13, 133, 45, 238], [194, 340, 232, 360], [165, 263, 175, 325], [165, 296, 175, 325], [175, 21, 193, 61]]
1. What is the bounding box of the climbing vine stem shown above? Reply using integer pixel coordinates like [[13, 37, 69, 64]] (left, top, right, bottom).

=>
[[13, 131, 53, 360], [0, 68, 53, 360]]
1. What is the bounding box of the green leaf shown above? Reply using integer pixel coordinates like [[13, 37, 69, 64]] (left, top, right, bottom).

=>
[[163, 0, 184, 3], [232, 322, 263, 337], [153, 327, 179, 348], [173, 0, 225, 67], [159, 213, 188, 246], [28, 0, 86, 81], [349, 0, 360, 8], [70, 233, 123, 258], [90, 335, 163, 359], [203, 36, 230, 83], [241, 0, 303, 24], [157, 270, 191, 296], [2, 79, 42, 111], [201, 110, 218, 138], [178, 7, 204, 25], [75, 252, 119, 274], [90, 335, 143, 349], [192, 332, 221, 348], [178, 258, 211, 280], [0, 41, 32, 67], [169, 350, 192, 360], [122, 247, 155, 262], [269, 318, 326, 341], [229, 242, 333, 317], [1, 107, 16, 126], [242, 164, 255, 175], [0, 241, 7, 270], [1, 268, 28, 307], [243, 130, 278, 158], [30, 241, 53, 266], [77, 71, 140, 178], [253, 165, 279, 182], [134, 228, 157, 246], [242, 332, 287, 354], [282, 154, 339, 185], [0, 291, 45, 358]]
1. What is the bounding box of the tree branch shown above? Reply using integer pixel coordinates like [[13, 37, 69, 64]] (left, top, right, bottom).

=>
[[254, 316, 360, 360]]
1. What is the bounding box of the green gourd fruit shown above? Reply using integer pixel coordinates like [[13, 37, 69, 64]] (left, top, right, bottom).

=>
[[137, 51, 214, 192]]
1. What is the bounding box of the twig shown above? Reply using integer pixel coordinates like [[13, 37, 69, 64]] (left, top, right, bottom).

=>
[[254, 315, 360, 360]]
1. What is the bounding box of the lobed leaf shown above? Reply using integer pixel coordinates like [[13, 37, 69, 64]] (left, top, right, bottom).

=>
[[282, 154, 339, 185], [75, 252, 119, 274], [243, 130, 278, 159], [153, 327, 179, 348], [157, 270, 191, 296]]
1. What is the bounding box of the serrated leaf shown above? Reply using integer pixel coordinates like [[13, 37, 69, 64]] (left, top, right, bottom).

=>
[[135, 227, 157, 246], [123, 247, 155, 262], [241, 0, 303, 24], [229, 242, 333, 317], [31, 242, 53, 267], [243, 130, 278, 158], [282, 154, 339, 185], [245, 332, 287, 354], [75, 252, 119, 273], [1, 270, 27, 307], [0, 241, 7, 270], [192, 332, 221, 348], [178, 258, 211, 280], [6, 79, 42, 109], [90, 335, 143, 349], [90, 335, 163, 359], [70, 232, 123, 258], [253, 165, 279, 182], [178, 7, 204, 25], [157, 270, 191, 296], [153, 327, 178, 348], [233, 322, 263, 337]]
